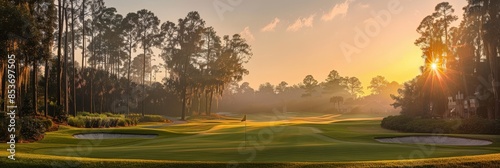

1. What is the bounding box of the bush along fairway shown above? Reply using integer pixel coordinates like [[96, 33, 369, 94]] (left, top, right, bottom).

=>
[[67, 112, 170, 128]]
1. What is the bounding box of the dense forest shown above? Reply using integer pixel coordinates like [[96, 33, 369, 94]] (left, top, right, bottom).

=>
[[0, 0, 252, 122], [385, 1, 500, 134]]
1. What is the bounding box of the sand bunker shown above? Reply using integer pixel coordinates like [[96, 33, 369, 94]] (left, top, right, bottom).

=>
[[375, 136, 492, 146], [73, 133, 158, 139]]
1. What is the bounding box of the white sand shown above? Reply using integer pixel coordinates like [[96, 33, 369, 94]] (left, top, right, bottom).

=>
[[73, 133, 158, 139], [375, 136, 492, 146]]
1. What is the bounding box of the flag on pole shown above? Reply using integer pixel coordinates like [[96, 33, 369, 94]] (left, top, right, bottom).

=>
[[241, 114, 246, 122]]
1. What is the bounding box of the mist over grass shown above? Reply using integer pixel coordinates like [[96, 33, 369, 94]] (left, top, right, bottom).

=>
[[215, 87, 400, 118]]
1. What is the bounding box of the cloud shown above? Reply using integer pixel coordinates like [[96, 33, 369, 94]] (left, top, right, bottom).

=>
[[240, 27, 255, 42], [358, 3, 370, 9], [321, 0, 352, 21], [261, 17, 280, 32], [286, 14, 315, 32]]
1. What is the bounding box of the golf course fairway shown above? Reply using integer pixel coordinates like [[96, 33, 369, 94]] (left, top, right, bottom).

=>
[[2, 113, 500, 167]]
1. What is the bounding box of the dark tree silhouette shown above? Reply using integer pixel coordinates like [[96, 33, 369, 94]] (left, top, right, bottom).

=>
[[136, 9, 160, 116], [368, 76, 389, 95], [301, 75, 318, 97]]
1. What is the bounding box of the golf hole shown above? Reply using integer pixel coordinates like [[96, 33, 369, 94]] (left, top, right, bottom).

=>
[[73, 133, 158, 139], [375, 136, 492, 146]]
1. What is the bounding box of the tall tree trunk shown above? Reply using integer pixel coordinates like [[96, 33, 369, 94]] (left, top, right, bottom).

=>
[[105, 51, 108, 73], [181, 87, 186, 120], [64, 7, 69, 116], [90, 67, 93, 113], [1, 62, 4, 112], [127, 39, 132, 115], [142, 32, 146, 116], [443, 9, 449, 68], [197, 91, 201, 115], [71, 0, 76, 116], [57, 0, 64, 110], [100, 88, 104, 113], [208, 90, 214, 115], [44, 59, 49, 117], [205, 89, 209, 115], [90, 23, 94, 114], [180, 45, 190, 120], [0, 60, 7, 111], [81, 0, 86, 113], [18, 59, 23, 117], [117, 56, 120, 79], [32, 60, 38, 115]]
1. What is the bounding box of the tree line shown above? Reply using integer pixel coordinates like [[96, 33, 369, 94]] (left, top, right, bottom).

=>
[[0, 0, 251, 121], [217, 70, 400, 114], [392, 1, 500, 120]]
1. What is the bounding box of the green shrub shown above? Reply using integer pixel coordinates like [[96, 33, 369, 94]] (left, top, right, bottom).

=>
[[92, 117, 102, 128], [134, 120, 137, 126], [68, 117, 85, 128], [68, 113, 138, 128], [125, 118, 132, 126], [67, 117, 76, 127], [79, 111, 99, 117], [41, 119, 53, 130], [131, 118, 138, 126], [19, 117, 46, 141], [77, 118, 85, 128], [140, 115, 166, 122], [458, 117, 500, 134], [126, 114, 166, 123], [83, 117, 101, 128], [77, 111, 92, 116], [101, 118, 110, 128], [125, 114, 142, 125], [126, 114, 141, 120], [79, 116, 132, 128], [381, 115, 413, 131], [110, 118, 119, 127], [83, 117, 90, 128], [117, 118, 127, 127], [381, 115, 500, 134], [70, 117, 119, 128], [99, 118, 120, 128], [103, 112, 122, 118], [0, 117, 10, 141]]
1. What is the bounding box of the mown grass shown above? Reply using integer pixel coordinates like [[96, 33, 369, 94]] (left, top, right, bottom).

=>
[[3, 113, 500, 167]]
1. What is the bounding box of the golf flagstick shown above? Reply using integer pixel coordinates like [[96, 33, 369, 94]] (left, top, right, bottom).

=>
[[241, 114, 247, 148]]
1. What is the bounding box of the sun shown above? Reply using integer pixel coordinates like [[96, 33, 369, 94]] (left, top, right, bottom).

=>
[[431, 63, 438, 71]]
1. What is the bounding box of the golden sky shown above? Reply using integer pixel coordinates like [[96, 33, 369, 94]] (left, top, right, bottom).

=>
[[101, 0, 468, 94]]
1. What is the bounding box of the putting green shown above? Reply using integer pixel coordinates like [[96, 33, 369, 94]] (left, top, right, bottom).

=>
[[8, 113, 500, 163]]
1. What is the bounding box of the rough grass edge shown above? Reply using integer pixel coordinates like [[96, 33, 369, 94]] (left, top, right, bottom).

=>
[[1, 152, 500, 168]]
